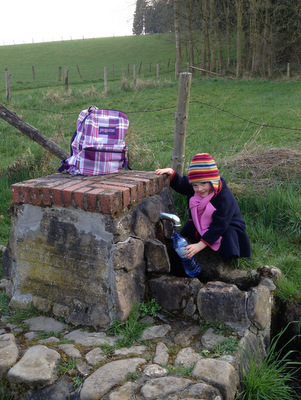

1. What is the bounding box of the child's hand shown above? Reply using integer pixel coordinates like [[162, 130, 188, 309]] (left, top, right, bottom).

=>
[[155, 168, 174, 176], [184, 241, 207, 258]]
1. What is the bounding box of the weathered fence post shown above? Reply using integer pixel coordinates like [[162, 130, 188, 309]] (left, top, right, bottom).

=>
[[5, 69, 11, 102], [156, 64, 160, 81], [76, 65, 82, 80], [32, 66, 35, 82], [171, 72, 192, 175], [64, 68, 69, 92], [104, 67, 108, 92], [133, 64, 137, 86]]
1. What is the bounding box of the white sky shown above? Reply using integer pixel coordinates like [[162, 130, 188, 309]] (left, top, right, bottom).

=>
[[1, 0, 136, 46]]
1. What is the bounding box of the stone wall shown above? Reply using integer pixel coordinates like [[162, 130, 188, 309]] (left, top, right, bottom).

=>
[[3, 171, 179, 329]]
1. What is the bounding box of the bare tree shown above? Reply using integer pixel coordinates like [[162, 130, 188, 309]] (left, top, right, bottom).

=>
[[174, 0, 182, 75]]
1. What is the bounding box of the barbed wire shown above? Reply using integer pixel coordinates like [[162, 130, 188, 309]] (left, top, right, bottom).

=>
[[4, 100, 301, 132]]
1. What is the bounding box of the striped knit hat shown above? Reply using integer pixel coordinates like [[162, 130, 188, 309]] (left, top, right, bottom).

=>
[[188, 153, 220, 193]]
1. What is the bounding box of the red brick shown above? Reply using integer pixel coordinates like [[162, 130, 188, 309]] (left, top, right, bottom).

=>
[[52, 188, 63, 207], [99, 190, 123, 215], [106, 179, 138, 204], [86, 188, 105, 213], [11, 185, 21, 203], [74, 187, 93, 210], [61, 181, 94, 208], [19, 186, 32, 204], [111, 177, 144, 201], [41, 188, 52, 206], [30, 187, 41, 206], [91, 183, 130, 209]]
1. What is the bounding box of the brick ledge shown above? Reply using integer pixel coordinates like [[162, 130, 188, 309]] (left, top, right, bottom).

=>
[[11, 171, 170, 216]]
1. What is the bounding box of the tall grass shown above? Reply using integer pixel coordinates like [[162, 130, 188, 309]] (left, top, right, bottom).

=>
[[238, 323, 301, 399]]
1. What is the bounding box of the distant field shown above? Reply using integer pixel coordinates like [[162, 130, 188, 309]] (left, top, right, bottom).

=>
[[0, 35, 300, 302], [0, 34, 177, 89]]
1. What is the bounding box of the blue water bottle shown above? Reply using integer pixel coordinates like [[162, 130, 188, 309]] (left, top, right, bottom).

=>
[[172, 233, 201, 277]]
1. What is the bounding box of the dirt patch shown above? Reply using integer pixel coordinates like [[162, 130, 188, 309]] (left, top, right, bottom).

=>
[[220, 147, 301, 183]]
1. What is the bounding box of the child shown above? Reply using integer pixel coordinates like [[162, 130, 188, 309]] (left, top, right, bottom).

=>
[[155, 153, 251, 262]]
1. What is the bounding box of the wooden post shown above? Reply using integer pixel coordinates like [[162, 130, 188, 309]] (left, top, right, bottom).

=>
[[104, 67, 108, 92], [76, 65, 82, 80], [58, 66, 62, 81], [156, 64, 160, 80], [139, 61, 142, 74], [64, 68, 69, 92], [0, 104, 69, 160], [287, 62, 290, 79], [5, 69, 11, 102], [133, 64, 137, 86], [32, 66, 35, 82], [171, 72, 192, 176]]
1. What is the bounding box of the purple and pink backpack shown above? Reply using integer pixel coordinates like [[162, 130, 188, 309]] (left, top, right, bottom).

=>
[[59, 106, 130, 175]]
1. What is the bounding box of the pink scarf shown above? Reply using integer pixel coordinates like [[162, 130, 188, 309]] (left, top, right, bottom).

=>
[[189, 192, 222, 251]]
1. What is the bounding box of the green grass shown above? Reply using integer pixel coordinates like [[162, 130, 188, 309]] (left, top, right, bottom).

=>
[[0, 35, 301, 304], [238, 323, 301, 400]]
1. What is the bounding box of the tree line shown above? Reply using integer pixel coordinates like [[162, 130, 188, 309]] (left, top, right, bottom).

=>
[[133, 0, 301, 78]]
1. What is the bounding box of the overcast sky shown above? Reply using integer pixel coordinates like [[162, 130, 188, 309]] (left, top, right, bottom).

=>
[[1, 0, 136, 46]]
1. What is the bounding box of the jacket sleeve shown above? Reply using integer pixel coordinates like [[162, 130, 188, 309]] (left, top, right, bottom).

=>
[[170, 173, 195, 197], [201, 190, 236, 246]]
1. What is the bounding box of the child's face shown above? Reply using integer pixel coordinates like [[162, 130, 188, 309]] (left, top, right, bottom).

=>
[[192, 182, 213, 198]]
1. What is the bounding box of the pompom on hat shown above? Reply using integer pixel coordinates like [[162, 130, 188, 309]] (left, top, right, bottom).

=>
[[188, 153, 220, 193]]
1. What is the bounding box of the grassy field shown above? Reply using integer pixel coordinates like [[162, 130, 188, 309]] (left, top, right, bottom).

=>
[[0, 34, 300, 303]]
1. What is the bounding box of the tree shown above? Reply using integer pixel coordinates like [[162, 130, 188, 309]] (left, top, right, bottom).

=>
[[133, 0, 147, 35]]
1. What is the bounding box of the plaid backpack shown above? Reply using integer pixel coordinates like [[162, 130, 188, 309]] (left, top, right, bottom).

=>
[[59, 106, 130, 175]]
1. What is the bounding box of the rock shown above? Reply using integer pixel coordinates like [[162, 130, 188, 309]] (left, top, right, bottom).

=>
[[143, 364, 168, 378], [153, 342, 169, 366], [38, 337, 60, 344], [0, 333, 19, 377], [23, 376, 74, 400], [64, 329, 119, 346], [201, 328, 226, 350], [79, 358, 146, 400], [148, 275, 202, 315], [114, 345, 147, 357], [197, 281, 249, 325], [9, 294, 32, 309], [187, 382, 222, 400], [140, 324, 171, 340], [191, 358, 239, 400], [85, 347, 105, 366], [247, 284, 272, 330], [113, 237, 144, 272], [108, 381, 139, 400], [58, 344, 81, 358], [174, 347, 203, 368], [145, 239, 171, 273], [24, 331, 37, 341], [32, 296, 52, 312], [24, 316, 67, 332], [257, 265, 282, 282], [7, 345, 61, 389], [174, 324, 201, 346], [114, 266, 146, 321], [140, 376, 192, 400]]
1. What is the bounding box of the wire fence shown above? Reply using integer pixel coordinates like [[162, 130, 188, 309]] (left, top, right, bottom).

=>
[[1, 71, 300, 188]]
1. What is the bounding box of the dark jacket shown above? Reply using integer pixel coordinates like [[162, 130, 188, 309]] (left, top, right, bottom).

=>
[[170, 173, 251, 261]]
